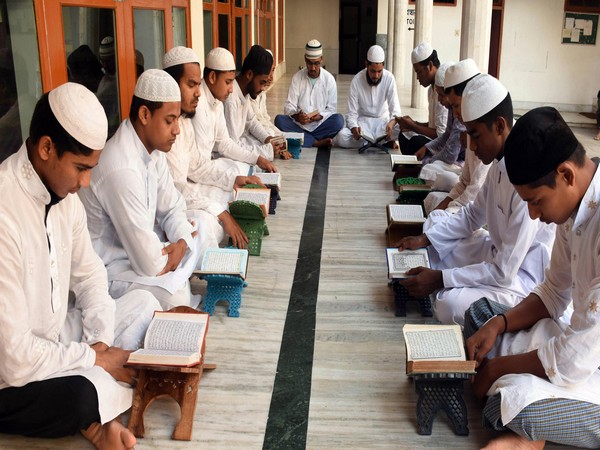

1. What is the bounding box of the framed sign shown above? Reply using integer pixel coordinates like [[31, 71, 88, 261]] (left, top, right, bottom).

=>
[[562, 11, 598, 44]]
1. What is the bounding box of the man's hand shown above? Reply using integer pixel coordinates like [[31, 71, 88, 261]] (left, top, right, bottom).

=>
[[218, 211, 249, 249], [234, 175, 266, 189], [311, 113, 323, 122], [157, 239, 187, 275], [396, 115, 417, 132], [398, 267, 443, 297], [256, 156, 277, 173], [93, 345, 136, 386], [466, 315, 506, 364], [271, 140, 287, 157], [415, 145, 427, 161], [385, 119, 397, 139], [434, 196, 452, 211], [395, 234, 430, 250], [351, 126, 362, 140], [294, 111, 310, 125]]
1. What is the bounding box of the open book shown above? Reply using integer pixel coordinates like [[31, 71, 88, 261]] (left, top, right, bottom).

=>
[[196, 248, 249, 279], [385, 204, 426, 246], [360, 131, 386, 143], [390, 154, 422, 171], [255, 172, 281, 188], [233, 187, 271, 216], [386, 247, 430, 279], [127, 311, 209, 367], [306, 110, 319, 119], [403, 324, 476, 375]]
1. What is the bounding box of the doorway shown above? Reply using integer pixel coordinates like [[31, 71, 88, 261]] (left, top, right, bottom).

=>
[[488, 0, 504, 78], [339, 0, 377, 74]]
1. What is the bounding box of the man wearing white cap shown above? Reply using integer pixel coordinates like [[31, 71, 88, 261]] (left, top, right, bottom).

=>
[[79, 69, 200, 311], [96, 36, 119, 138], [397, 74, 555, 326], [191, 47, 276, 178], [224, 45, 287, 159], [274, 39, 344, 149], [163, 46, 261, 250], [334, 44, 401, 149], [396, 42, 447, 155], [249, 49, 281, 137], [0, 82, 161, 449]]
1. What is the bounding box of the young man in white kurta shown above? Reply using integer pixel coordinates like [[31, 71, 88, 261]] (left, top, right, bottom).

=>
[[0, 83, 159, 449], [79, 70, 198, 311], [334, 45, 401, 149], [397, 75, 555, 325], [465, 107, 600, 449]]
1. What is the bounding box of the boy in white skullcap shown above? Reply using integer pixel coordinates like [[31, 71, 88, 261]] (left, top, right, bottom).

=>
[[397, 74, 555, 326], [190, 47, 277, 177], [163, 46, 264, 250], [0, 82, 161, 449], [466, 107, 600, 449], [274, 39, 344, 149], [334, 44, 401, 150], [79, 69, 200, 311], [396, 42, 448, 155]]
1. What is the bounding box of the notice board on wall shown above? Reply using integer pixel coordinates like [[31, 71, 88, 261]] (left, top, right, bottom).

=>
[[562, 11, 598, 44]]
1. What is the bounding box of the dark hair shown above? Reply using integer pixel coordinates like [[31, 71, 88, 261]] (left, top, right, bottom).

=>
[[164, 62, 200, 85], [240, 45, 273, 75], [29, 93, 94, 157], [129, 95, 163, 124], [67, 45, 103, 93], [444, 74, 478, 96], [416, 49, 440, 69], [203, 66, 231, 81], [475, 93, 513, 131], [527, 144, 586, 188]]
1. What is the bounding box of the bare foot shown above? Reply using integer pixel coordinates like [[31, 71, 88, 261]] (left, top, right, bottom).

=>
[[481, 432, 545, 450], [314, 138, 333, 149], [594, 130, 600, 140], [81, 419, 137, 450]]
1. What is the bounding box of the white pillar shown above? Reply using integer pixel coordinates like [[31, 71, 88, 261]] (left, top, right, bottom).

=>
[[460, 0, 493, 74], [386, 0, 396, 71], [411, 0, 433, 109], [392, 0, 408, 87]]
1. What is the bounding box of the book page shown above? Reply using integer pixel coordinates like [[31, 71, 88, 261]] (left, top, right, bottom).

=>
[[403, 324, 466, 362], [386, 248, 430, 278], [201, 249, 247, 275], [144, 313, 207, 353], [391, 154, 420, 166], [256, 172, 281, 186], [235, 190, 269, 205], [388, 204, 425, 223]]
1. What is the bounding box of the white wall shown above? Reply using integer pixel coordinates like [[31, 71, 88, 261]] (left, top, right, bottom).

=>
[[500, 0, 600, 111]]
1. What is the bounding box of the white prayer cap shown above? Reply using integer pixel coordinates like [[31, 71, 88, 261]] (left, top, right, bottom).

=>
[[134, 69, 181, 102], [461, 74, 508, 123], [366, 45, 385, 63], [411, 42, 434, 64], [163, 46, 200, 69], [205, 47, 236, 71], [435, 61, 455, 87], [99, 36, 115, 58], [305, 39, 322, 59], [48, 82, 108, 150], [443, 58, 479, 90]]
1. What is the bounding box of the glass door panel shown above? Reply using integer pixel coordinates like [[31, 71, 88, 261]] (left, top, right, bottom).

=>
[[133, 9, 165, 71], [172, 7, 187, 47]]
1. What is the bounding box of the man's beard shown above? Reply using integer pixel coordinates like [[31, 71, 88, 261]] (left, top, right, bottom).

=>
[[182, 109, 196, 119], [366, 71, 382, 86]]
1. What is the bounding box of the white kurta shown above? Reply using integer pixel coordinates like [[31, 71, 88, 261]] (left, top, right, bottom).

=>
[[336, 68, 401, 148], [490, 165, 600, 425], [223, 80, 273, 160], [283, 67, 338, 132], [0, 144, 153, 423], [78, 120, 195, 300], [425, 157, 556, 324], [249, 91, 280, 136], [427, 85, 448, 137]]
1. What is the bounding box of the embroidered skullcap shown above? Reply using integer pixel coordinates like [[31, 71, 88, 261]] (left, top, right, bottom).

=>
[[134, 69, 181, 102], [435, 61, 455, 87], [205, 47, 236, 71], [99, 36, 115, 58], [48, 82, 107, 150], [505, 107, 579, 186], [411, 42, 434, 64], [461, 74, 508, 123], [163, 46, 200, 69], [367, 45, 385, 63], [305, 39, 323, 59], [444, 58, 479, 89]]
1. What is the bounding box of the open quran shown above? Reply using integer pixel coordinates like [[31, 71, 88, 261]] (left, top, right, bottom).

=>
[[403, 324, 476, 375], [255, 172, 281, 188], [390, 153, 421, 171], [385, 204, 426, 246], [386, 248, 430, 279], [127, 311, 209, 367], [196, 248, 249, 279], [233, 187, 271, 216]]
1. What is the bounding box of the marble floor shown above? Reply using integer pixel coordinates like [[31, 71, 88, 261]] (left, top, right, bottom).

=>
[[1, 74, 598, 450]]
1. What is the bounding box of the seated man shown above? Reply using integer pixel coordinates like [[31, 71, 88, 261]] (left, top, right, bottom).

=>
[[397, 75, 555, 325], [163, 46, 261, 250], [249, 50, 283, 137], [423, 58, 490, 215], [465, 107, 600, 450], [79, 69, 200, 310], [0, 82, 160, 450], [224, 45, 287, 160], [396, 42, 447, 155], [334, 45, 400, 149], [274, 39, 344, 149]]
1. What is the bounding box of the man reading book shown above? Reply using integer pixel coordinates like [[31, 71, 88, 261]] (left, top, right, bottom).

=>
[[396, 75, 555, 325], [0, 82, 162, 450], [464, 107, 600, 449]]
